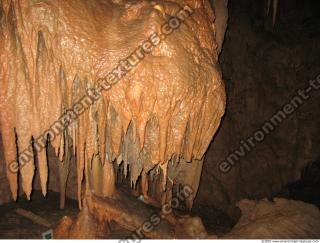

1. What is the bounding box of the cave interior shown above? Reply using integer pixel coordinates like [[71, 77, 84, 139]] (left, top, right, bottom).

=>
[[0, 0, 320, 239]]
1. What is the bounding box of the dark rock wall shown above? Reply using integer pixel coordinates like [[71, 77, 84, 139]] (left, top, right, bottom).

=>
[[0, 135, 13, 204], [196, 0, 320, 217]]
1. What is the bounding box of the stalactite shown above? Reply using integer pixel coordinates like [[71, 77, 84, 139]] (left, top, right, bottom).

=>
[[0, 0, 225, 210], [102, 161, 115, 197], [59, 131, 72, 209], [98, 98, 107, 165]]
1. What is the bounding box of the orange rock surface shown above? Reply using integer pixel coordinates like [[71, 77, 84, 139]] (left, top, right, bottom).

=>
[[0, 0, 225, 209]]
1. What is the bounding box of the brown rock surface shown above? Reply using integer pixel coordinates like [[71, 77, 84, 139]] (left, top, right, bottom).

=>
[[224, 198, 320, 239]]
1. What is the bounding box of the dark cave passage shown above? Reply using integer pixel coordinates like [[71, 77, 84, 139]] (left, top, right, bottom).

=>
[[196, 0, 320, 217]]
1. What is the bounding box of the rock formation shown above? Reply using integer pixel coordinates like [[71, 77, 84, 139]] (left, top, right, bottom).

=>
[[1, 0, 319, 239], [224, 198, 320, 239], [0, 0, 226, 238]]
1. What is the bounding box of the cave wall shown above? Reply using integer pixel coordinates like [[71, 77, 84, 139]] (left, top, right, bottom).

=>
[[0, 0, 226, 208], [1, 0, 319, 221], [196, 0, 320, 216]]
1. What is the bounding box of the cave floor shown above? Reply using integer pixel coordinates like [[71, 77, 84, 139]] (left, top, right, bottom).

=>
[[0, 189, 233, 239], [0, 191, 132, 239]]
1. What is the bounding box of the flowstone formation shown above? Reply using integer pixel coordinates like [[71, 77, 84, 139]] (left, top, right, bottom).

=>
[[0, 0, 226, 238], [224, 198, 320, 239]]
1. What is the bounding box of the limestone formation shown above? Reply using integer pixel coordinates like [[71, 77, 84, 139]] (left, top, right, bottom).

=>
[[224, 198, 320, 239], [0, 0, 226, 238]]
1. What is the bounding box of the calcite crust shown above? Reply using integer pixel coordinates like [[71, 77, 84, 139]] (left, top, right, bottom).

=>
[[0, 0, 225, 207]]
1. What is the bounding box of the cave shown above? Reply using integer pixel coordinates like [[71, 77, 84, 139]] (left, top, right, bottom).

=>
[[0, 0, 319, 240]]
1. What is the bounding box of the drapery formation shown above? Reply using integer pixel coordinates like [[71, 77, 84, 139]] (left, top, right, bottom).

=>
[[0, 0, 225, 208]]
